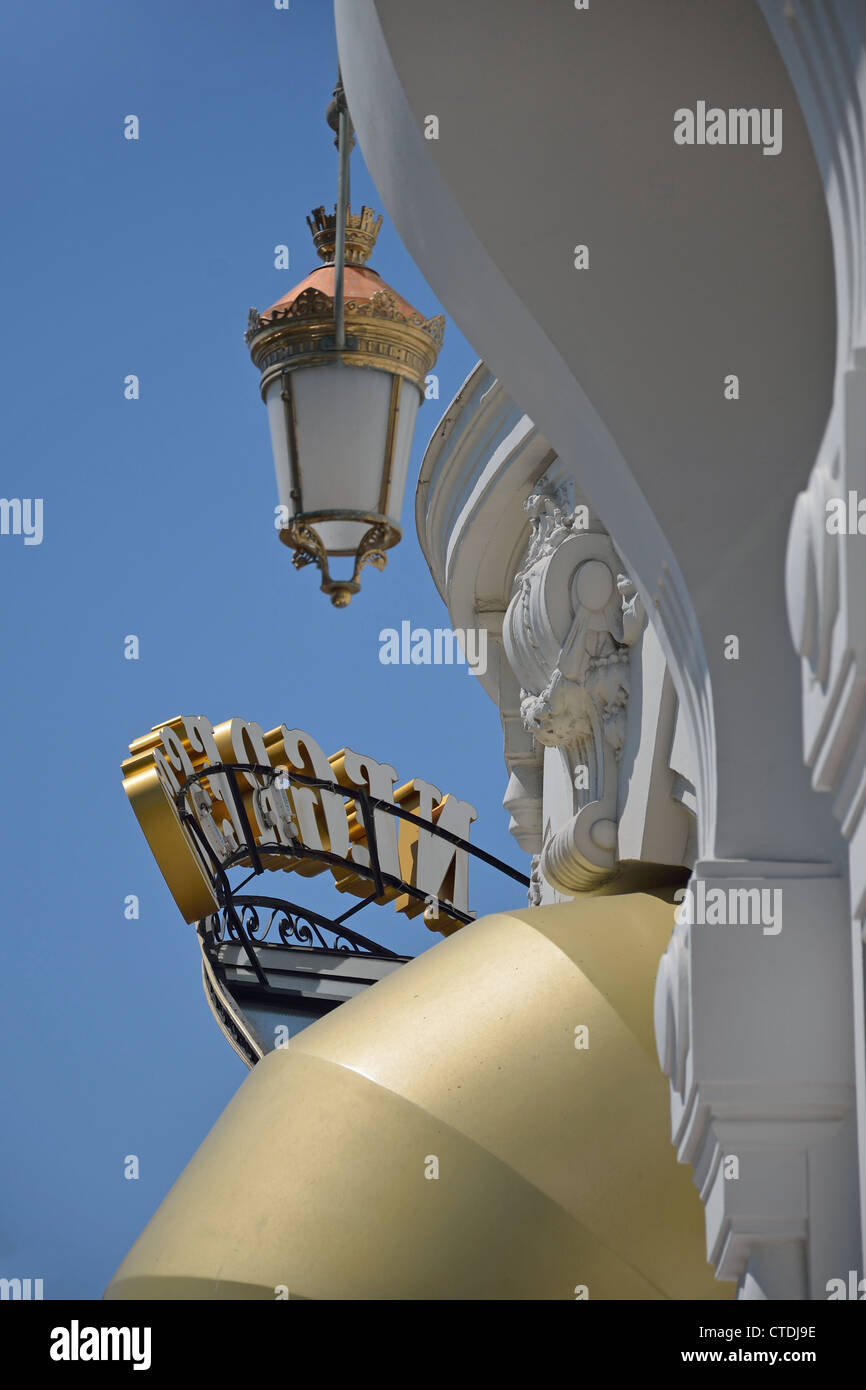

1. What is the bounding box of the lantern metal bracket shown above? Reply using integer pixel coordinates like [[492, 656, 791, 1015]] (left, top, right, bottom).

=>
[[280, 510, 401, 607]]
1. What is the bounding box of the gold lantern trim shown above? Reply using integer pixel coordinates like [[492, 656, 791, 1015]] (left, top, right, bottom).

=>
[[246, 205, 443, 606]]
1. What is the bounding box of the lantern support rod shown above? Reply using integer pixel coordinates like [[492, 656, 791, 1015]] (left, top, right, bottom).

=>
[[332, 70, 352, 352]]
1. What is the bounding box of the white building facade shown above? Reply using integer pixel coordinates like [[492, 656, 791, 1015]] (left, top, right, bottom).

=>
[[337, 0, 866, 1299]]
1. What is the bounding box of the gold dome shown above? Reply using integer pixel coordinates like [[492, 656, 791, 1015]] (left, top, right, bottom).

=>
[[105, 895, 732, 1301]]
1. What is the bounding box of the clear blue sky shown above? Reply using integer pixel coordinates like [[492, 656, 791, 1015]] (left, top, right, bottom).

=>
[[0, 1, 525, 1299]]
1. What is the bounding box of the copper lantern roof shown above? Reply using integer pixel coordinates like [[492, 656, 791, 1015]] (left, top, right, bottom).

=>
[[245, 204, 444, 397]]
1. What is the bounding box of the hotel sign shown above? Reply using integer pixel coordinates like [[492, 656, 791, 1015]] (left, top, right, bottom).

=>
[[122, 714, 479, 935]]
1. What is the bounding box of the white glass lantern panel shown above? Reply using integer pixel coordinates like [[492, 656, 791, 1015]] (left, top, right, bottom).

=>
[[265, 379, 292, 509], [382, 378, 420, 526], [292, 363, 393, 553]]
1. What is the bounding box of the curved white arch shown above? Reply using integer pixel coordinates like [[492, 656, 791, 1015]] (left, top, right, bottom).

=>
[[336, 0, 840, 870]]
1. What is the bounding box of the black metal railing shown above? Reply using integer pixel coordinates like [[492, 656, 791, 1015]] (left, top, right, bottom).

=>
[[204, 896, 402, 959], [178, 761, 529, 989]]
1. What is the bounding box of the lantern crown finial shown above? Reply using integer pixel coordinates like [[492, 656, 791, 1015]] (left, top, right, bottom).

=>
[[306, 204, 382, 267]]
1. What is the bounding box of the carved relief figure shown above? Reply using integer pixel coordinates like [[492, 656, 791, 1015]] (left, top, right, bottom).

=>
[[503, 486, 645, 895]]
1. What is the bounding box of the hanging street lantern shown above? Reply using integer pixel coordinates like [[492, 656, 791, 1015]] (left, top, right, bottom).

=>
[[245, 76, 444, 608]]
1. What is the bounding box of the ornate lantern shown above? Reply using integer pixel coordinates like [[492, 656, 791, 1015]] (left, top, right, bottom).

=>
[[246, 80, 443, 607]]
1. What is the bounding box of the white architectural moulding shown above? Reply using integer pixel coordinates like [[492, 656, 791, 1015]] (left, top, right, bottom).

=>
[[763, 0, 866, 1275], [417, 366, 699, 907], [339, 0, 865, 1296], [654, 861, 855, 1298], [504, 487, 647, 895]]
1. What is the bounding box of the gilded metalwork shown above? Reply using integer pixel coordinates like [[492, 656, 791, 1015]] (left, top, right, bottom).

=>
[[251, 283, 444, 344], [246, 210, 444, 399], [122, 715, 528, 941], [247, 203, 443, 603], [279, 371, 303, 511], [249, 291, 443, 400], [306, 204, 382, 267], [279, 510, 400, 606], [378, 375, 402, 518]]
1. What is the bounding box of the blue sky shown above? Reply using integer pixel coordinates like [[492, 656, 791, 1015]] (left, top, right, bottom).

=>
[[0, 1, 524, 1299]]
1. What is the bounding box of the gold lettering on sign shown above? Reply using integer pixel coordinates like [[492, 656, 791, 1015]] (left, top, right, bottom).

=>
[[122, 716, 477, 936]]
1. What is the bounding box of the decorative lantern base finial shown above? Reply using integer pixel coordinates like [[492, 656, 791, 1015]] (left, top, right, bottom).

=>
[[281, 511, 400, 608], [323, 581, 358, 609]]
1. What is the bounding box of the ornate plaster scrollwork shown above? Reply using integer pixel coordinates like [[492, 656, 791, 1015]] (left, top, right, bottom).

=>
[[527, 854, 544, 908], [503, 488, 646, 895]]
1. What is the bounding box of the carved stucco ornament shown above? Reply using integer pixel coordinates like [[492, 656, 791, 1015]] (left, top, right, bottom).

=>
[[503, 491, 645, 895]]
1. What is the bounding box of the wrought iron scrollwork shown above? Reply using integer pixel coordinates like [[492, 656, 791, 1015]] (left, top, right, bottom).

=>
[[204, 897, 383, 956], [181, 758, 530, 996]]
